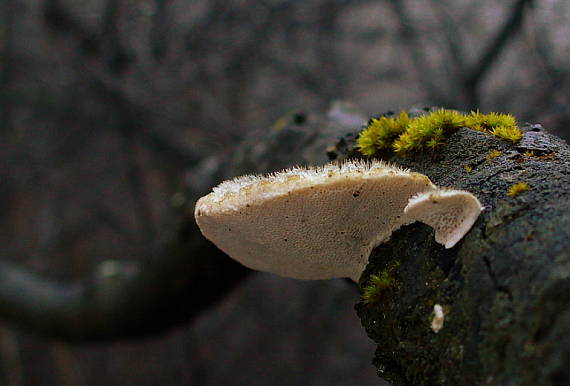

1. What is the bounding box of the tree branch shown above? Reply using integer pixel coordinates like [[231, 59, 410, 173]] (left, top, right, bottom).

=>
[[42, 0, 100, 55], [0, 0, 17, 136], [346, 117, 570, 384], [150, 0, 172, 62], [465, 0, 534, 104], [387, 0, 453, 106], [0, 218, 250, 342], [3, 100, 567, 383], [0, 101, 367, 341]]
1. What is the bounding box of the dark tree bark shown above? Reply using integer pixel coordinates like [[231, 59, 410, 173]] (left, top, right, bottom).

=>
[[347, 117, 569, 385], [194, 103, 570, 385], [0, 102, 568, 386]]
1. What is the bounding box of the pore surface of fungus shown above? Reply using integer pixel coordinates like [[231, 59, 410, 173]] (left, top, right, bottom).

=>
[[195, 160, 482, 281], [404, 189, 484, 248]]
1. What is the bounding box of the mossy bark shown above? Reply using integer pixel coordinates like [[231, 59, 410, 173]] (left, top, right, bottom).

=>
[[1, 102, 567, 384], [201, 103, 569, 385], [348, 123, 569, 385], [204, 104, 569, 385]]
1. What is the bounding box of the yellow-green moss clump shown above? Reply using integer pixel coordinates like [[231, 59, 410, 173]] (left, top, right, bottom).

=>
[[507, 182, 530, 198], [361, 260, 402, 305], [361, 271, 395, 305], [357, 111, 410, 157], [356, 109, 522, 157], [465, 111, 521, 142], [393, 109, 465, 153], [486, 149, 502, 160]]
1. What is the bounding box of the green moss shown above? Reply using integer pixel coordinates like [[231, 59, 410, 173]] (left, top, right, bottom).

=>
[[507, 182, 530, 198], [361, 261, 401, 305], [465, 111, 520, 142], [393, 109, 465, 153], [486, 149, 503, 160], [361, 272, 394, 304], [356, 108, 522, 157], [491, 125, 522, 142], [356, 111, 410, 157]]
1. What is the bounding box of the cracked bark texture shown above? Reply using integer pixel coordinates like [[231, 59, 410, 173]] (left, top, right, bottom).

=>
[[194, 103, 569, 385], [1, 102, 568, 385], [345, 119, 570, 385]]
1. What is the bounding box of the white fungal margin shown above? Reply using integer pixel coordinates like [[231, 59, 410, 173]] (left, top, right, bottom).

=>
[[208, 159, 411, 205]]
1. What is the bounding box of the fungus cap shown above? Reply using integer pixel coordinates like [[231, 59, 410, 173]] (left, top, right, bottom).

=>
[[195, 160, 482, 281], [404, 189, 484, 248]]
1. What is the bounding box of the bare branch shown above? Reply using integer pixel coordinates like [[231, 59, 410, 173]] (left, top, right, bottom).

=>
[[0, 0, 17, 135], [150, 0, 172, 62], [100, 0, 133, 74], [387, 0, 453, 106], [0, 326, 24, 386], [465, 0, 534, 104], [0, 219, 250, 342], [42, 0, 99, 54], [0, 100, 366, 342], [88, 75, 200, 166], [428, 0, 467, 96]]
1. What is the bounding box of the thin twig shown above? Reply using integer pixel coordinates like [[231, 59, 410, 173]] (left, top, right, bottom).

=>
[[465, 0, 534, 104], [387, 0, 452, 106], [0, 325, 24, 386], [50, 343, 83, 386], [0, 0, 16, 135], [150, 0, 172, 62]]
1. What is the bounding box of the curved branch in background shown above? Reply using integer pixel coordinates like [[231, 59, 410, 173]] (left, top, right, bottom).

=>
[[391, 0, 534, 109], [1, 101, 568, 383], [388, 0, 452, 107], [464, 0, 534, 105], [0, 0, 16, 135], [0, 219, 250, 342], [100, 0, 133, 74], [150, 0, 172, 62], [0, 101, 366, 342], [43, 0, 100, 54]]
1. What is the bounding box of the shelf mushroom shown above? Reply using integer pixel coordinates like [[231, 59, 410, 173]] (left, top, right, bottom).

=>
[[194, 160, 483, 282], [404, 189, 484, 249]]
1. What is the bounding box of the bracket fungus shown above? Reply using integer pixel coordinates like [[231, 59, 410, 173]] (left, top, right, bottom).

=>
[[195, 160, 483, 282], [404, 189, 484, 249]]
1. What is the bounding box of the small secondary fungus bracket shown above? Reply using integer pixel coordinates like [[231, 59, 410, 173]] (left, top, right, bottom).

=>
[[404, 189, 484, 248], [195, 160, 483, 282]]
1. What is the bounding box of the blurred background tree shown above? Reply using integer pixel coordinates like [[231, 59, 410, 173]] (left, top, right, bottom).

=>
[[1, 0, 568, 385]]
